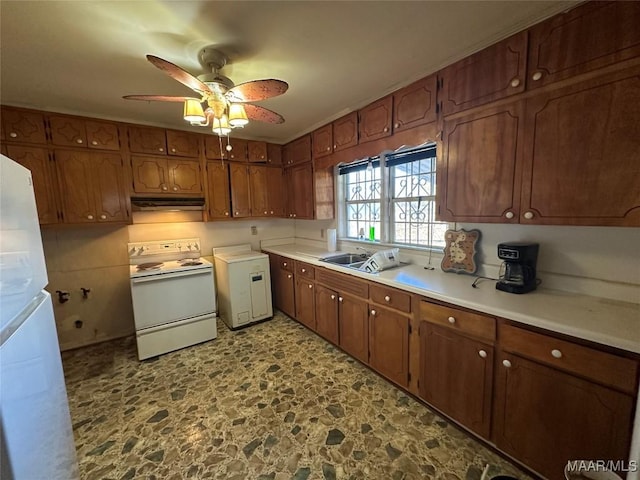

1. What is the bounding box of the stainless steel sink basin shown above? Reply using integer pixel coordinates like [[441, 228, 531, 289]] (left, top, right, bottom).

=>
[[321, 253, 369, 266]]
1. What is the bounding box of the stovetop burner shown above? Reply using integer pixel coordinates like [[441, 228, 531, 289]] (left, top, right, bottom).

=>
[[179, 261, 203, 266], [137, 262, 164, 270]]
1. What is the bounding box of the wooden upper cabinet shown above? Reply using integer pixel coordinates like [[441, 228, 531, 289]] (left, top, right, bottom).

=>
[[266, 143, 282, 165], [284, 135, 312, 166], [131, 156, 201, 195], [248, 140, 268, 162], [166, 130, 199, 157], [333, 112, 358, 152], [527, 1, 640, 90], [49, 116, 87, 147], [228, 138, 248, 162], [312, 124, 333, 159], [520, 65, 640, 226], [358, 96, 393, 143], [91, 152, 129, 222], [229, 163, 251, 217], [167, 159, 202, 194], [286, 163, 314, 219], [206, 161, 231, 220], [393, 75, 437, 132], [85, 121, 120, 150], [6, 145, 59, 224], [439, 31, 528, 116], [1, 109, 47, 144], [205, 135, 224, 159], [249, 165, 269, 217], [438, 100, 524, 223], [266, 167, 285, 217], [128, 126, 167, 155]]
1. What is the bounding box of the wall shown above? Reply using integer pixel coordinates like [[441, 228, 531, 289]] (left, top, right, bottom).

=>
[[44, 217, 295, 351]]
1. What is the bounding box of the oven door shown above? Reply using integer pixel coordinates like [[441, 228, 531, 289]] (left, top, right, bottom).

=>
[[130, 269, 216, 330]]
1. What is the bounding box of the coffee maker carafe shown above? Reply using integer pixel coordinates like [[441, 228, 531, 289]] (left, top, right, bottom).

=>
[[496, 242, 539, 294]]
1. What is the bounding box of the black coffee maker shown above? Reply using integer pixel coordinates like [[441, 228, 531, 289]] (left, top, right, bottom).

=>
[[496, 242, 539, 294]]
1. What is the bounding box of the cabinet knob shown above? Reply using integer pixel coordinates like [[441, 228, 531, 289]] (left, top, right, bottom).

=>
[[330, 294, 336, 300], [523, 211, 534, 220], [76, 138, 83, 144], [235, 211, 239, 215], [91, 140, 98, 146], [333, 144, 337, 149], [478, 350, 487, 359], [283, 262, 287, 267], [505, 211, 514, 219], [225, 212, 229, 216], [293, 214, 297, 218], [301, 268, 306, 273], [326, 147, 330, 151], [383, 127, 389, 133], [287, 274, 292, 279], [159, 147, 164, 152], [308, 284, 313, 289], [9, 132, 18, 138], [171, 148, 176, 153], [338, 297, 343, 303], [261, 155, 265, 159], [87, 214, 94, 220], [394, 123, 399, 129], [100, 214, 107, 220], [502, 359, 512, 368], [447, 316, 456, 324], [270, 211, 274, 215], [510, 78, 521, 88], [532, 71, 543, 81], [161, 185, 168, 191], [384, 295, 391, 302], [551, 349, 563, 359], [172, 186, 178, 191], [370, 309, 376, 316]]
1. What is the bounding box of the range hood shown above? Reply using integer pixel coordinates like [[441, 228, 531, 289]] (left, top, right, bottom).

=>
[[131, 197, 205, 211]]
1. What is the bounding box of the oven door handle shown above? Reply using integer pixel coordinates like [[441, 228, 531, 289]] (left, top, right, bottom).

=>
[[131, 269, 212, 283]]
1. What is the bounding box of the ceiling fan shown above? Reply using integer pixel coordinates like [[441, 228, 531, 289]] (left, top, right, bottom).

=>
[[123, 46, 288, 136]]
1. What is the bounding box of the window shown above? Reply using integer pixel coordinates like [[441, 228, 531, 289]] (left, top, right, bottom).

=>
[[338, 143, 448, 249]]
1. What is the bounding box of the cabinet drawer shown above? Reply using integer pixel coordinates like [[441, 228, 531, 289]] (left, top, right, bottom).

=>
[[316, 269, 368, 298], [279, 257, 294, 272], [500, 324, 638, 394], [370, 284, 411, 313], [295, 261, 315, 279], [420, 301, 495, 342]]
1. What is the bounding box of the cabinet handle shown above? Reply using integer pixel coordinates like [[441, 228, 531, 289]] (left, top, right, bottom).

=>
[[523, 211, 534, 220], [287, 274, 292, 279], [505, 211, 514, 219], [384, 295, 391, 302], [330, 294, 336, 300], [510, 78, 521, 88], [551, 349, 563, 359], [370, 309, 376, 316], [76, 138, 83, 144], [338, 297, 343, 303], [532, 71, 543, 81], [502, 359, 512, 368], [308, 284, 313, 289], [301, 268, 306, 273], [87, 214, 94, 220], [100, 214, 107, 220], [9, 132, 18, 138], [478, 350, 487, 358], [91, 140, 98, 146], [447, 316, 456, 324]]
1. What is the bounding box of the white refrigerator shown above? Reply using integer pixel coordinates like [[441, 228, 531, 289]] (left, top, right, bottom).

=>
[[0, 155, 79, 479]]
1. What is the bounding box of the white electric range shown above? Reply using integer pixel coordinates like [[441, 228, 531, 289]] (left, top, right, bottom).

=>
[[128, 238, 217, 360]]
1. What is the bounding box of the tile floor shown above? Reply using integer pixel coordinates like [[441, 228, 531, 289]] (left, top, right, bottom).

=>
[[62, 312, 531, 480]]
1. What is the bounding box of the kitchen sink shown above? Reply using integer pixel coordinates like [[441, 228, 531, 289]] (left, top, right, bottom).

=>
[[321, 253, 370, 267]]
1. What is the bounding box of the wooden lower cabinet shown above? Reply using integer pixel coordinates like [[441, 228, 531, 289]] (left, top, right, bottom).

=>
[[418, 322, 494, 438], [270, 256, 295, 318], [369, 307, 409, 387], [295, 277, 315, 329], [338, 294, 369, 363], [493, 352, 635, 480], [314, 284, 339, 344]]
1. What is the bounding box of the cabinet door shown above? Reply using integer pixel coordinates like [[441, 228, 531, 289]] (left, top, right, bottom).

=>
[[527, 1, 640, 90], [204, 136, 225, 160], [275, 268, 296, 318], [393, 75, 438, 133], [438, 100, 524, 223], [358, 96, 393, 143], [206, 161, 231, 220], [333, 112, 358, 152], [130, 156, 168, 194], [493, 352, 634, 480], [91, 152, 128, 223], [2, 109, 47, 144], [315, 285, 339, 344], [167, 159, 202, 194], [229, 163, 251, 217], [249, 165, 269, 217], [6, 145, 59, 224], [295, 278, 316, 330], [266, 143, 282, 165], [85, 121, 120, 151], [338, 295, 369, 363], [266, 167, 285, 217], [312, 124, 333, 159], [49, 116, 87, 147], [287, 135, 312, 165], [369, 307, 409, 387], [419, 322, 493, 438], [287, 163, 314, 219], [55, 150, 96, 223], [520, 65, 640, 226], [440, 31, 527, 115], [248, 141, 268, 162], [128, 126, 167, 155], [228, 138, 248, 162], [166, 130, 199, 157]]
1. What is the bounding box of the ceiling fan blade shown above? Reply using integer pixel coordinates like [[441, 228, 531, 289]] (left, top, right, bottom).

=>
[[146, 54, 211, 94], [123, 95, 200, 102], [243, 104, 285, 124], [227, 79, 289, 102]]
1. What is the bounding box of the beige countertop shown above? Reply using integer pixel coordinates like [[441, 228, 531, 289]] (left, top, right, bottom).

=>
[[262, 243, 640, 355]]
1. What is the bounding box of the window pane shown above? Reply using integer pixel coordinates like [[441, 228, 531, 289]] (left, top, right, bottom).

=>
[[345, 167, 381, 201], [346, 202, 380, 240], [344, 165, 381, 240]]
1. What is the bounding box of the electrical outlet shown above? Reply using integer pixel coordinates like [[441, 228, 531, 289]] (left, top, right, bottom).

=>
[[251, 225, 258, 235]]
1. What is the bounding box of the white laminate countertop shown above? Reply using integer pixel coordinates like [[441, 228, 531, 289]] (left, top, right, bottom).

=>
[[262, 243, 640, 354]]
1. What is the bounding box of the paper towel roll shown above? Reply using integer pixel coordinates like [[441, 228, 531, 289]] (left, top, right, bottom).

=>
[[327, 229, 337, 252]]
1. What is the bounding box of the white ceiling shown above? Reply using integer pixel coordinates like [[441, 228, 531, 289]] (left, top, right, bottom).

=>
[[0, 1, 575, 144]]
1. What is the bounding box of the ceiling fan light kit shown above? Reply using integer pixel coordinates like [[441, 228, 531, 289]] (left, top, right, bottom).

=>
[[124, 46, 288, 139]]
